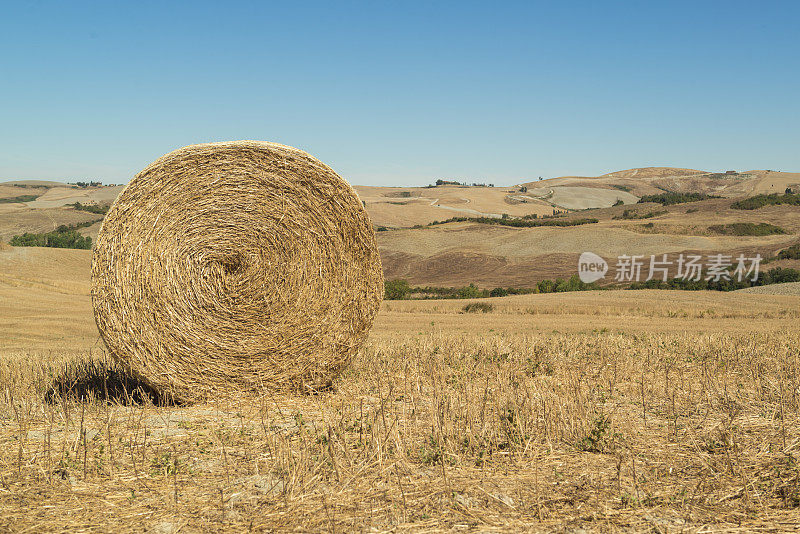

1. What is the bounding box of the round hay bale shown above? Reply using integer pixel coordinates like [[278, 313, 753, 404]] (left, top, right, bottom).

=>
[[91, 141, 383, 401]]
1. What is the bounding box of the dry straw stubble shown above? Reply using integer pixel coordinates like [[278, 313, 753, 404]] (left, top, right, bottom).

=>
[[91, 141, 383, 402]]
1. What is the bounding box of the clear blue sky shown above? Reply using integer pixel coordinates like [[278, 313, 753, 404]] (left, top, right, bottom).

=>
[[1, 1, 798, 186]]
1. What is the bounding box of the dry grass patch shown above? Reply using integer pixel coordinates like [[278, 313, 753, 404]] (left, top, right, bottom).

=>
[[2, 326, 800, 531], [3, 258, 799, 531]]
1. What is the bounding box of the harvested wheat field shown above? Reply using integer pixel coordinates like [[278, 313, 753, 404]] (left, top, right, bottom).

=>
[[737, 282, 800, 295], [1, 246, 799, 532]]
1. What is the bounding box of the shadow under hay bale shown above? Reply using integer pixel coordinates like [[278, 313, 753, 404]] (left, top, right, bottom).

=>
[[45, 359, 180, 406]]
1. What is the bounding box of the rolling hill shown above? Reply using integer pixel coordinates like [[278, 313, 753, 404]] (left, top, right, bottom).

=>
[[521, 167, 800, 199], [2, 167, 799, 288]]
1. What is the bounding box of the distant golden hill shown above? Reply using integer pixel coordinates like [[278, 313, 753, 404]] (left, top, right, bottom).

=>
[[2, 170, 799, 289], [520, 167, 800, 200], [601, 167, 705, 179]]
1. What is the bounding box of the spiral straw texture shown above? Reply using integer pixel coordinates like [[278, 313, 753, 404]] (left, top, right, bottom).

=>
[[91, 141, 383, 402]]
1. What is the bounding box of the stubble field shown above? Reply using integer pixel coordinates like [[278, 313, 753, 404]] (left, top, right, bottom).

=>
[[1, 247, 800, 532]]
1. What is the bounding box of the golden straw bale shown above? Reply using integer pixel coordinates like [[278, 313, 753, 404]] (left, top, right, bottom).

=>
[[91, 141, 383, 401]]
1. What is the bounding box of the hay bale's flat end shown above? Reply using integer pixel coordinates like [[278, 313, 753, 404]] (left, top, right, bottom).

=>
[[91, 141, 383, 402]]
